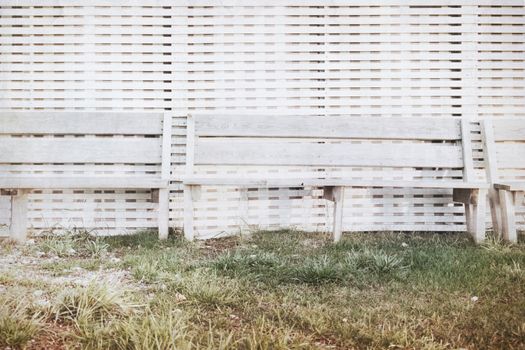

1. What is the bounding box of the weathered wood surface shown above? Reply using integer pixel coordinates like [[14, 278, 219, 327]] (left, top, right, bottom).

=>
[[483, 118, 525, 243], [194, 115, 462, 140], [184, 114, 488, 241], [0, 177, 168, 189], [182, 177, 488, 189], [195, 141, 464, 168], [0, 138, 161, 164], [0, 1, 523, 238], [0, 112, 164, 135], [0, 112, 172, 240]]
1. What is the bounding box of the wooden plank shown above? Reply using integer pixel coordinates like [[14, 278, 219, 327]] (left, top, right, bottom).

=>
[[194, 115, 461, 140], [10, 190, 29, 242], [182, 177, 488, 189], [161, 113, 173, 181], [460, 119, 475, 182], [496, 144, 525, 169], [185, 115, 196, 176], [494, 182, 525, 191], [331, 186, 345, 242], [158, 188, 169, 240], [482, 119, 500, 182], [472, 189, 488, 243], [499, 189, 518, 242], [0, 138, 161, 164], [0, 112, 163, 135], [0, 177, 168, 189], [184, 184, 195, 241], [195, 140, 463, 168], [492, 118, 525, 141]]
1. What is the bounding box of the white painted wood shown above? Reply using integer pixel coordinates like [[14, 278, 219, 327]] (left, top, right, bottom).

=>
[[184, 184, 195, 241], [332, 186, 345, 242], [0, 113, 164, 135], [195, 141, 463, 168], [496, 144, 525, 169], [472, 189, 488, 243], [483, 118, 525, 240], [0, 138, 161, 164], [460, 119, 475, 182], [494, 183, 525, 192], [194, 115, 461, 140], [10, 190, 29, 242], [0, 1, 523, 239], [186, 110, 487, 241], [0, 177, 167, 189], [0, 109, 169, 240], [161, 113, 173, 182], [183, 177, 488, 189], [492, 119, 525, 141], [499, 189, 518, 243], [158, 113, 173, 239], [158, 188, 169, 240]]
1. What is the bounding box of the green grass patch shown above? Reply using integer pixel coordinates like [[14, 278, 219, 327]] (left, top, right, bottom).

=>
[[1, 229, 524, 349]]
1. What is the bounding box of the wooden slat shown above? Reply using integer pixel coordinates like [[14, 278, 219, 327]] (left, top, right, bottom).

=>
[[194, 115, 461, 140], [0, 137, 161, 163], [195, 140, 463, 168], [182, 176, 488, 189], [0, 112, 163, 135], [491, 118, 525, 141], [494, 182, 525, 191], [496, 144, 525, 169], [0, 176, 168, 189]]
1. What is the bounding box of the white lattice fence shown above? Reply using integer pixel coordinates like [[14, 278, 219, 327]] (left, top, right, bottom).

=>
[[1, 1, 524, 238]]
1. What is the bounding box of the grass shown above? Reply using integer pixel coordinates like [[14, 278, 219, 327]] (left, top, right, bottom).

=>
[[0, 229, 524, 349]]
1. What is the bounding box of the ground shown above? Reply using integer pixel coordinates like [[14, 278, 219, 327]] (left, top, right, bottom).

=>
[[0, 230, 524, 350]]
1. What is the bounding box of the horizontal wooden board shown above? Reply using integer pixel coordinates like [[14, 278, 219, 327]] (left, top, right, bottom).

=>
[[0, 112, 164, 135], [182, 177, 486, 189], [194, 115, 461, 140], [0, 176, 167, 189], [0, 1, 524, 238], [0, 137, 162, 163], [195, 140, 463, 168], [496, 144, 525, 169], [494, 182, 525, 191], [492, 119, 525, 141]]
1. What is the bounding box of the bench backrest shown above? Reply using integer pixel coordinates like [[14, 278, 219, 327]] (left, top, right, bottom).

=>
[[482, 118, 525, 182], [0, 112, 171, 178], [187, 114, 475, 181]]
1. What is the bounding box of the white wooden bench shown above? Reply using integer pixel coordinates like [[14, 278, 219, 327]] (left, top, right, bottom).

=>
[[0, 112, 172, 241], [482, 118, 525, 242], [182, 114, 489, 242]]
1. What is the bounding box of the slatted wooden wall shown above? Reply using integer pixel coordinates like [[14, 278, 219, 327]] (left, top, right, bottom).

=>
[[1, 1, 524, 238], [0, 2, 177, 235]]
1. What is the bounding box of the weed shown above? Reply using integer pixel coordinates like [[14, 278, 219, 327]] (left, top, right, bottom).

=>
[[0, 296, 44, 349], [53, 280, 138, 324]]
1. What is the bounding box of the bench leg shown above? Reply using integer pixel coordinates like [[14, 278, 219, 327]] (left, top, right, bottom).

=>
[[158, 188, 169, 240], [10, 190, 29, 242], [464, 202, 474, 235], [499, 189, 517, 243], [488, 189, 503, 237], [332, 186, 345, 242], [471, 189, 487, 243], [455, 188, 487, 243], [183, 184, 195, 241]]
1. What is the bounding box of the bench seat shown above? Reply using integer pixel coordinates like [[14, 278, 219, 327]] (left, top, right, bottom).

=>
[[0, 176, 168, 189], [482, 119, 525, 243], [183, 114, 489, 243], [183, 176, 488, 190], [493, 182, 525, 192], [0, 112, 172, 241]]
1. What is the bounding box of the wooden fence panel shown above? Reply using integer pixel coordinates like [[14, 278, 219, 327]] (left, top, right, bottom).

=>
[[0, 1, 523, 237]]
